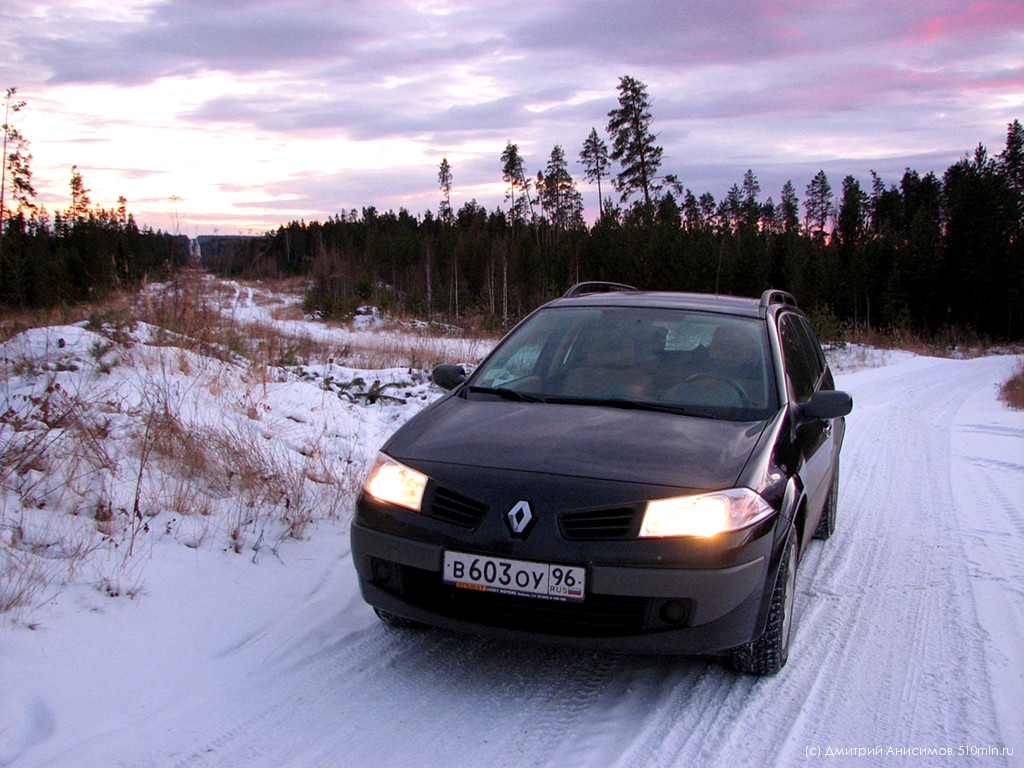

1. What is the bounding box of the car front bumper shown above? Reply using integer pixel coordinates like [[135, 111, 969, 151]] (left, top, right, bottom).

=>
[[350, 515, 779, 656]]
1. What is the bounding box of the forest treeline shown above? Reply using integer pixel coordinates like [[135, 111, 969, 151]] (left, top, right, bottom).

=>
[[204, 118, 1024, 342], [0, 89, 189, 311], [0, 208, 190, 309], [3, 80, 1022, 340]]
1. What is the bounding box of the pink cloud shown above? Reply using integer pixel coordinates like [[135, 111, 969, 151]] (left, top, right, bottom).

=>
[[911, 1, 1024, 44]]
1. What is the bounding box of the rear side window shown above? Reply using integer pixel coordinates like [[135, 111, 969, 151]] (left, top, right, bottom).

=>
[[796, 316, 833, 390], [779, 314, 817, 403]]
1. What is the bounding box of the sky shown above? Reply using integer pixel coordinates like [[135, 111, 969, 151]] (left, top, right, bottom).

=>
[[1, 0, 1022, 236]]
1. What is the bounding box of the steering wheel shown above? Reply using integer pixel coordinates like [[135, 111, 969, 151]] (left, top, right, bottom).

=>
[[681, 372, 750, 407]]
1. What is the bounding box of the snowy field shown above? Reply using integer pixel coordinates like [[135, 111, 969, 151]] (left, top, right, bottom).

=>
[[1, 278, 1022, 767]]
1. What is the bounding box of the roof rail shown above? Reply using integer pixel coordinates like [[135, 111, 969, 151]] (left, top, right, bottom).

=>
[[759, 289, 797, 309], [562, 281, 639, 299]]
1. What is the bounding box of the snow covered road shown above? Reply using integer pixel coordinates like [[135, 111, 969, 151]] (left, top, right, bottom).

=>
[[3, 350, 1022, 767]]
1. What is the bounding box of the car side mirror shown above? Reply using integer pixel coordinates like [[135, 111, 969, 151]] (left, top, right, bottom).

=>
[[432, 363, 467, 390], [799, 390, 853, 421]]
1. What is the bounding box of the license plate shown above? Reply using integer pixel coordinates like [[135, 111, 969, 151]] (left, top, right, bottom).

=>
[[443, 550, 586, 602]]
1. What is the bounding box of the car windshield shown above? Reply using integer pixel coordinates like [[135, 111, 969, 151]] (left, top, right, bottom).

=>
[[469, 306, 777, 421]]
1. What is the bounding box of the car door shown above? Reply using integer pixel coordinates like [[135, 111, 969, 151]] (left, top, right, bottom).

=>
[[778, 313, 836, 533]]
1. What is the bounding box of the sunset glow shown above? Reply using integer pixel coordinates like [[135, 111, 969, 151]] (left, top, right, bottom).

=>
[[2, 0, 1021, 235]]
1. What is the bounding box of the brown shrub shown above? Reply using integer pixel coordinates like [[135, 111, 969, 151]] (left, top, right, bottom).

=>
[[999, 361, 1024, 410]]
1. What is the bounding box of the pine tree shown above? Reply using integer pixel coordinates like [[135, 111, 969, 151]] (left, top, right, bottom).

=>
[[740, 169, 761, 229], [606, 75, 663, 210], [779, 181, 800, 235], [69, 165, 91, 221], [438, 156, 454, 225], [2, 89, 35, 219], [836, 176, 867, 249], [579, 128, 610, 220], [540, 145, 584, 233], [1, 87, 37, 274], [998, 119, 1024, 219], [868, 171, 887, 234], [501, 141, 534, 226], [804, 170, 834, 242], [720, 184, 742, 234]]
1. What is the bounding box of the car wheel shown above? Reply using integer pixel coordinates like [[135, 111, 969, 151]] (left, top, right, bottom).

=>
[[374, 606, 427, 629], [730, 528, 798, 676], [813, 462, 839, 540]]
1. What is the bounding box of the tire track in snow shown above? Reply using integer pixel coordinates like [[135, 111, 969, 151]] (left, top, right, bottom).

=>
[[169, 621, 630, 768], [950, 366, 1024, 747], [767, 357, 1009, 765], [607, 662, 757, 768], [168, 622, 396, 768], [497, 650, 623, 768]]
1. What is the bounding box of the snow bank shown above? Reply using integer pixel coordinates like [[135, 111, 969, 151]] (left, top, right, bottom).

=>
[[2, 282, 1021, 767]]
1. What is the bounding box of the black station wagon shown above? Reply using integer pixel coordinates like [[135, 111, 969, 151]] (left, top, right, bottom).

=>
[[351, 283, 852, 674]]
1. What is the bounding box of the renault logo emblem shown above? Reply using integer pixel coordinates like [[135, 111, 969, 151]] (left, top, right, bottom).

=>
[[506, 500, 534, 535]]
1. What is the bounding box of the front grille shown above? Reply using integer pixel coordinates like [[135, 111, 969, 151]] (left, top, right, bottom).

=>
[[423, 484, 488, 528], [398, 565, 651, 636], [560, 507, 639, 540]]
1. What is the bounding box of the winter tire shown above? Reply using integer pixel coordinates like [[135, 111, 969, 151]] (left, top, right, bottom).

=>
[[730, 527, 798, 676], [813, 462, 839, 540]]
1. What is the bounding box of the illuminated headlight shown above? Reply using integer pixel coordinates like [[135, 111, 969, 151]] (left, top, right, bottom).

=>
[[363, 453, 428, 512], [639, 488, 774, 538]]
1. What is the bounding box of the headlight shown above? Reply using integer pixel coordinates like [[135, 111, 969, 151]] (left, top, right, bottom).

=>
[[363, 453, 428, 512], [639, 488, 773, 538]]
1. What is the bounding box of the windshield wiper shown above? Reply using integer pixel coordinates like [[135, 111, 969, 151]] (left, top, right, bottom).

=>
[[466, 389, 697, 414], [544, 396, 697, 416], [466, 385, 546, 403]]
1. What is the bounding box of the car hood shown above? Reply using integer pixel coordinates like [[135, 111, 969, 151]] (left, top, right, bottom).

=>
[[385, 395, 769, 491]]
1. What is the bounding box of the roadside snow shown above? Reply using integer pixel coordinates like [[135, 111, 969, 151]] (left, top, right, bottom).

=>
[[1, 304, 1022, 767]]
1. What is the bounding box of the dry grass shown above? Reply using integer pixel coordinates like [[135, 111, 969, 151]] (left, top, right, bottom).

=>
[[127, 270, 487, 372], [0, 343, 363, 613], [2, 270, 477, 615], [999, 361, 1024, 410], [840, 322, 1004, 359], [0, 293, 137, 345], [844, 325, 952, 358], [0, 546, 56, 614]]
